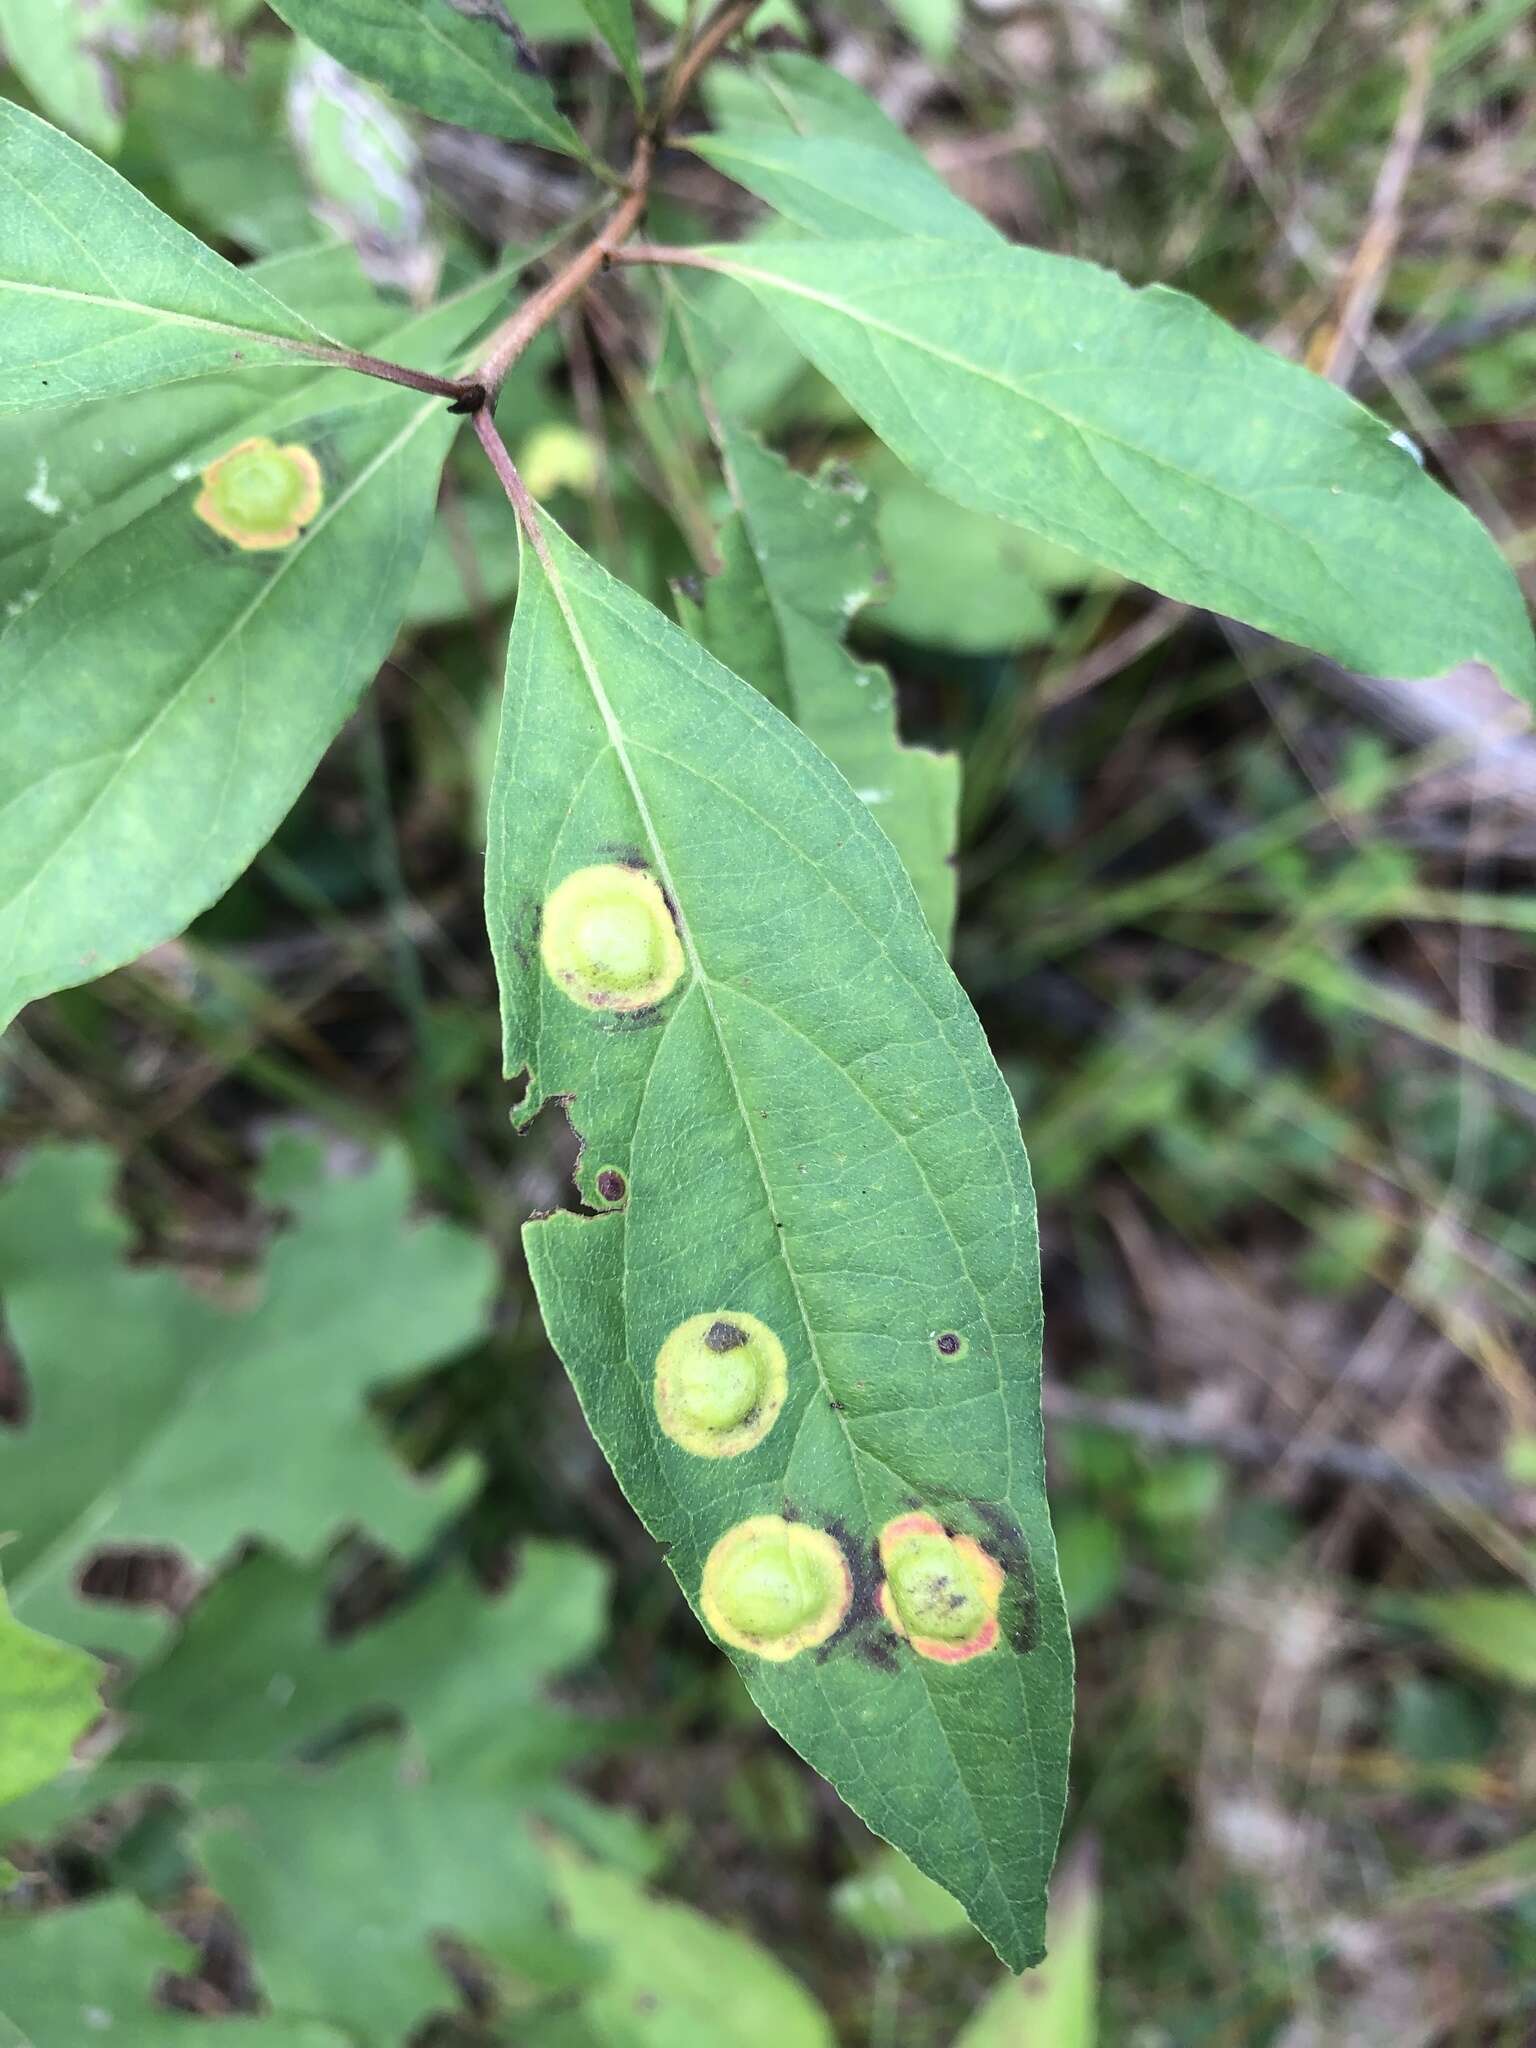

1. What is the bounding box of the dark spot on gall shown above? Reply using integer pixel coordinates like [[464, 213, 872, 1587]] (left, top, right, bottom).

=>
[[704, 1318, 747, 1353], [596, 1169, 626, 1203]]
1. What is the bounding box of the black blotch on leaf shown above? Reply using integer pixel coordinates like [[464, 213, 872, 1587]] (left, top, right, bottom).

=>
[[969, 1498, 1041, 1655], [855, 1630, 901, 1674], [704, 1318, 747, 1354]]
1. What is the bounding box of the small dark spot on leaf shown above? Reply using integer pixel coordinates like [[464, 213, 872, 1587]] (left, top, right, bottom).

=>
[[705, 1318, 747, 1353], [935, 1331, 962, 1357], [596, 1168, 626, 1204], [827, 1398, 845, 1411]]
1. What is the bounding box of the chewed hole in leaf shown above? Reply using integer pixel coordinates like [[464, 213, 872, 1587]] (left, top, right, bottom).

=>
[[77, 1544, 199, 1615], [701, 1514, 852, 1661], [654, 1310, 787, 1458], [539, 863, 684, 1013], [877, 1512, 1005, 1665], [194, 436, 324, 551]]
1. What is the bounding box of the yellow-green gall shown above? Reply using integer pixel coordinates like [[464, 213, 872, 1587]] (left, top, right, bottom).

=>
[[194, 436, 324, 550], [539, 863, 684, 1013], [518, 422, 600, 500], [654, 1312, 787, 1458], [877, 1512, 1004, 1664], [701, 1516, 852, 1661]]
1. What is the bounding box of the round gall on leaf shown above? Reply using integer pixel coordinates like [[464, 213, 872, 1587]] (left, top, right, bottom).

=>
[[194, 436, 324, 551], [877, 1512, 1005, 1665], [654, 1311, 788, 1458], [539, 863, 684, 1013], [701, 1516, 852, 1662]]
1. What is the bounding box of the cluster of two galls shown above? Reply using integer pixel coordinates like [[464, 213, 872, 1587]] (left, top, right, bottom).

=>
[[541, 862, 1008, 1671]]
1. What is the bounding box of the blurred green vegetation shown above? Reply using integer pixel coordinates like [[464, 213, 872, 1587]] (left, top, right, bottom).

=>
[[4, 1, 1536, 2042]]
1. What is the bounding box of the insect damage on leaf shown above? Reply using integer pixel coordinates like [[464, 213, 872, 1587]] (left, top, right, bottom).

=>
[[933, 1331, 967, 1360], [654, 1311, 788, 1458], [594, 1167, 627, 1205], [539, 863, 685, 1013], [877, 1512, 1005, 1664], [701, 1515, 853, 1661], [194, 436, 324, 551]]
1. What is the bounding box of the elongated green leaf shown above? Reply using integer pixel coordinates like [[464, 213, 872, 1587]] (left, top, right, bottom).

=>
[[0, 392, 447, 1024], [0, 1898, 350, 2048], [698, 418, 959, 943], [0, 1140, 492, 1657], [0, 264, 508, 1027], [690, 131, 998, 243], [0, 101, 339, 413], [0, 241, 386, 621], [574, 0, 642, 105], [0, 1578, 102, 1810], [707, 239, 1536, 697], [0, 0, 122, 152], [266, 0, 594, 162], [486, 519, 1072, 1970]]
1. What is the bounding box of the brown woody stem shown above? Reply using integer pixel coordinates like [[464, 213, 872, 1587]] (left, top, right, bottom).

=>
[[471, 0, 756, 408]]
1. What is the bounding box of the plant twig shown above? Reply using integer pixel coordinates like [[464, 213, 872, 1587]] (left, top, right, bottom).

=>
[[305, 345, 480, 406], [1043, 1384, 1536, 1523], [471, 0, 756, 408]]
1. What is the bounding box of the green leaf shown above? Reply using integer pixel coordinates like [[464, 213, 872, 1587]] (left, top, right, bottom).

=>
[[129, 54, 321, 258], [5, 1544, 615, 2043], [954, 1840, 1099, 2046], [408, 470, 521, 627], [0, 101, 341, 413], [0, 240, 386, 621], [199, 1749, 572, 2041], [860, 448, 1062, 655], [109, 1541, 609, 1787], [0, 0, 123, 153], [0, 1140, 493, 1657], [0, 1897, 351, 2047], [706, 239, 1536, 697], [575, 0, 643, 106], [697, 418, 959, 944], [0, 1576, 102, 1810], [547, 1848, 835, 2048], [0, 266, 505, 1028], [702, 51, 927, 158], [1405, 1589, 1536, 1690], [265, 0, 594, 164], [885, 0, 961, 62], [486, 519, 1072, 1969], [689, 131, 998, 243], [832, 1843, 976, 1945]]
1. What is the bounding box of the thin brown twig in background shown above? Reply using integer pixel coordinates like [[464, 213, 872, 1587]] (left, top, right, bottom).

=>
[[1043, 1384, 1536, 1525], [1309, 23, 1434, 385]]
